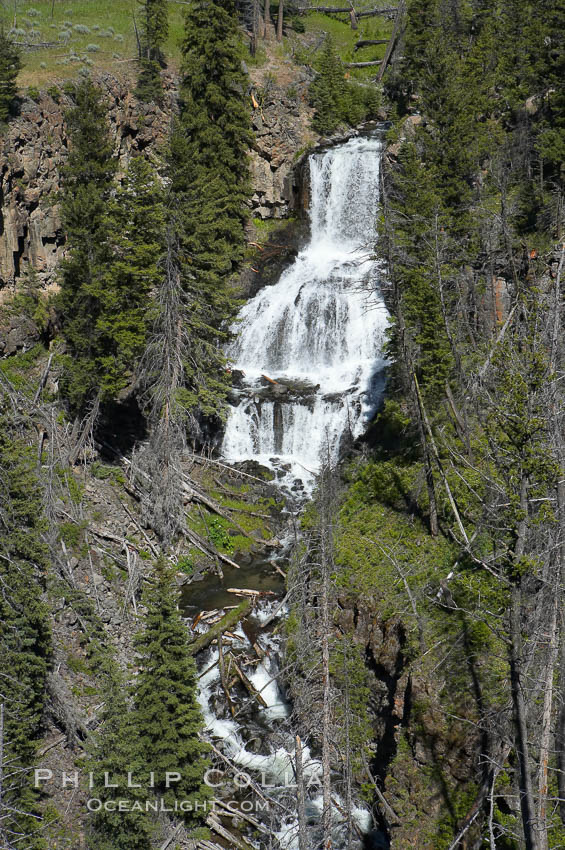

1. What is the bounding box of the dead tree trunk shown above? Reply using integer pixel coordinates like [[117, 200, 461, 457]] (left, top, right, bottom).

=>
[[510, 583, 538, 850], [376, 0, 405, 81], [509, 476, 538, 850], [277, 0, 283, 40], [295, 735, 308, 850], [536, 590, 559, 850]]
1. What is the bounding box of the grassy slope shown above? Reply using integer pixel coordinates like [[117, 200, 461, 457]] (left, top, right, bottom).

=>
[[4, 1, 393, 88], [2, 0, 186, 87]]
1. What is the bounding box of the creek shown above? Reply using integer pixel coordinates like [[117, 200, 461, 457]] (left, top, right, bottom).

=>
[[183, 132, 389, 849]]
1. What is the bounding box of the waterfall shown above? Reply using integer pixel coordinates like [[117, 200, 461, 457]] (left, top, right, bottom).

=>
[[222, 134, 388, 488], [195, 134, 389, 849]]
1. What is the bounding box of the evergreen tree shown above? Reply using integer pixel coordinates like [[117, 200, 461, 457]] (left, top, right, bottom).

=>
[[136, 0, 169, 102], [57, 78, 116, 413], [0, 408, 51, 848], [310, 36, 378, 135], [0, 29, 21, 123], [537, 0, 565, 190], [87, 657, 152, 850], [310, 36, 348, 135], [132, 560, 210, 823], [96, 156, 165, 402], [145, 0, 252, 426], [58, 81, 164, 413], [383, 142, 453, 400]]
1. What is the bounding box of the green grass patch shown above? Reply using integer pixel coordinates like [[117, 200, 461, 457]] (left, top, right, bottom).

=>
[[299, 10, 392, 79], [66, 651, 91, 674], [0, 342, 46, 394], [2, 0, 186, 87], [186, 477, 279, 556]]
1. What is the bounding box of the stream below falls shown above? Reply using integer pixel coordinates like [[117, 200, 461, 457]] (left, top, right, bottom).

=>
[[184, 133, 389, 849]]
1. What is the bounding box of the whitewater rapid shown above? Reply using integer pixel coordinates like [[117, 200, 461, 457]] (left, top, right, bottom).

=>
[[222, 134, 388, 488]]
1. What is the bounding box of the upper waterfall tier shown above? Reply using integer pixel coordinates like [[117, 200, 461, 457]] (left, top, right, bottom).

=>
[[222, 134, 388, 489]]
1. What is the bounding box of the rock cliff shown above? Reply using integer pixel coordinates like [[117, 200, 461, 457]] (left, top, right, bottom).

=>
[[0, 68, 314, 301]]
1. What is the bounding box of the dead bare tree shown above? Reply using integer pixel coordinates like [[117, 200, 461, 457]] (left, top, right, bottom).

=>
[[136, 228, 196, 546], [276, 0, 284, 41]]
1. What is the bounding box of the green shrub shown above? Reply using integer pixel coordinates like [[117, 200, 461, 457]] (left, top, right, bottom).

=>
[[73, 23, 91, 34], [27, 86, 41, 102], [177, 555, 193, 575]]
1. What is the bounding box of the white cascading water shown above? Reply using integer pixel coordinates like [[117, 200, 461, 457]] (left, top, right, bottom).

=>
[[222, 134, 388, 488], [196, 135, 389, 848]]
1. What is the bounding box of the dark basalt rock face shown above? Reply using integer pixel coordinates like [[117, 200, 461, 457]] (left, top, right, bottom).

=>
[[0, 74, 177, 295]]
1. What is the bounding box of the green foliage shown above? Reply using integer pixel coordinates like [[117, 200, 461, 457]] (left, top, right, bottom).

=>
[[136, 0, 168, 101], [310, 35, 379, 134], [87, 657, 153, 850], [0, 29, 21, 122], [94, 155, 165, 401], [57, 81, 165, 412], [382, 141, 454, 399], [56, 77, 116, 411], [336, 460, 455, 623], [132, 559, 210, 823], [0, 409, 52, 847], [329, 636, 374, 774], [10, 266, 49, 334], [150, 0, 252, 423]]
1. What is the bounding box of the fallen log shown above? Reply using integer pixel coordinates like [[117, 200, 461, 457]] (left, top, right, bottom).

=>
[[354, 38, 388, 49], [206, 814, 255, 850], [228, 654, 268, 708], [182, 525, 241, 570], [213, 797, 269, 833], [188, 600, 252, 655], [159, 825, 182, 850], [301, 5, 397, 15], [218, 635, 236, 717], [377, 0, 405, 80], [226, 587, 276, 597], [345, 59, 383, 67], [38, 734, 67, 757], [258, 592, 290, 628]]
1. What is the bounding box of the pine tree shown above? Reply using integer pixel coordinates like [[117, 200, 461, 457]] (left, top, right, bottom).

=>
[[57, 78, 116, 413], [537, 0, 565, 190], [96, 155, 165, 402], [87, 657, 152, 850], [132, 560, 210, 823], [136, 0, 169, 102], [310, 35, 375, 135], [0, 408, 51, 848], [58, 81, 164, 413], [384, 142, 453, 400], [144, 0, 252, 427], [0, 29, 21, 123], [310, 36, 349, 135]]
